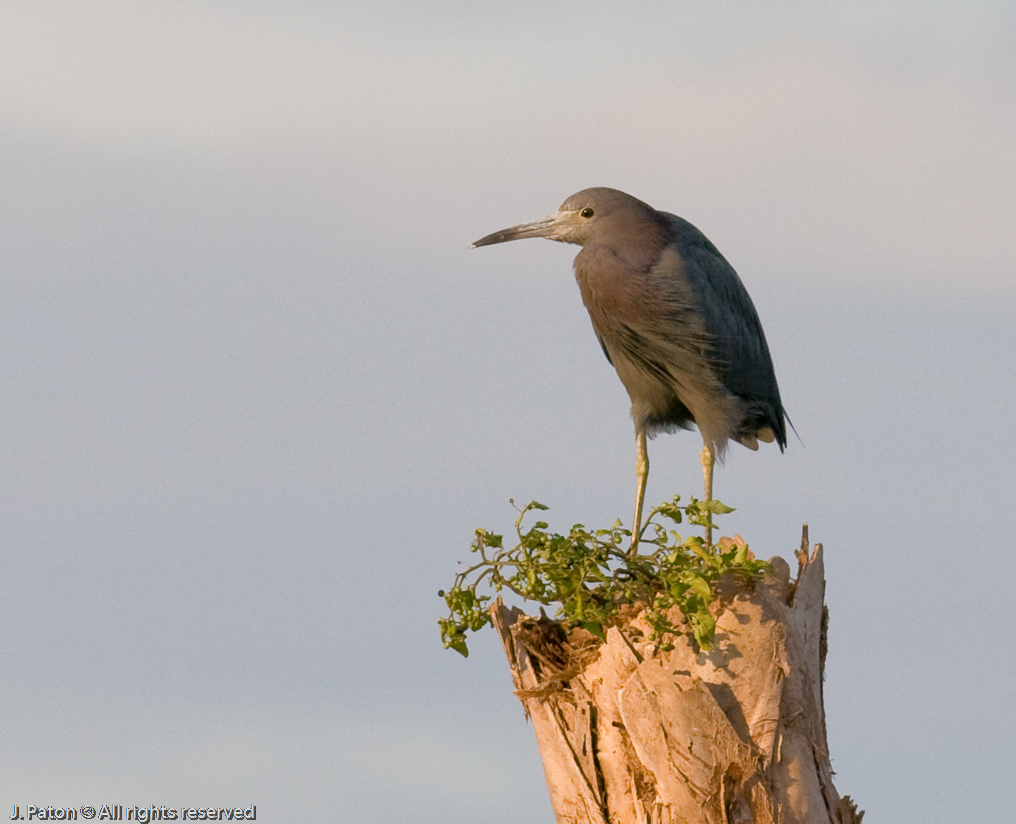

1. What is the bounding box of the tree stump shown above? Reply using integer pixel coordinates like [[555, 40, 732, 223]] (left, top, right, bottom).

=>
[[491, 537, 862, 824]]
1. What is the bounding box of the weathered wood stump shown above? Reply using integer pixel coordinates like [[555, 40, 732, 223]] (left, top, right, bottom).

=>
[[491, 536, 862, 824]]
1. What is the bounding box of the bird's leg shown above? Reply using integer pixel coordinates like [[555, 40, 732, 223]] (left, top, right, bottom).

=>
[[700, 443, 714, 547], [630, 429, 649, 557]]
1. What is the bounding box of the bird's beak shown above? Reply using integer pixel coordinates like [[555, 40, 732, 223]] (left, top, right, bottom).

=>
[[470, 213, 561, 248]]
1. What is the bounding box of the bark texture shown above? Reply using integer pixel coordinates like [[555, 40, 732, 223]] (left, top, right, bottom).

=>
[[491, 539, 862, 824]]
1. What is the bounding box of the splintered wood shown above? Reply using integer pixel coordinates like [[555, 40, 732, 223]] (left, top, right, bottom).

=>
[[491, 542, 862, 824]]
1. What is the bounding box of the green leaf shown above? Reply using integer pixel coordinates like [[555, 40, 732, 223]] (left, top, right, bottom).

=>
[[686, 537, 710, 560], [690, 610, 716, 649], [440, 492, 763, 656], [686, 574, 714, 599], [656, 502, 684, 523]]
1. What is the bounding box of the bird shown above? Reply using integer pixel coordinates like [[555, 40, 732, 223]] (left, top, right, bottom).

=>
[[471, 187, 787, 552]]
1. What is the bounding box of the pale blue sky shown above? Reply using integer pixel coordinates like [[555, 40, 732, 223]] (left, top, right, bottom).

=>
[[1, 2, 1014, 821]]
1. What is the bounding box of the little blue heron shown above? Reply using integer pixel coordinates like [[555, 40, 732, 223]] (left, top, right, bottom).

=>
[[471, 187, 787, 550]]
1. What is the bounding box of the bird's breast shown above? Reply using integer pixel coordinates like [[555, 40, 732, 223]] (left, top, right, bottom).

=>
[[573, 245, 656, 323]]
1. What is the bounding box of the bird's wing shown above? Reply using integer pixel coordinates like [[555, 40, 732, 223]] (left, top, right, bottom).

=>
[[656, 215, 786, 441]]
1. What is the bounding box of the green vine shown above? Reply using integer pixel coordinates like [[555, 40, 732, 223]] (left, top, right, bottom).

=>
[[439, 496, 770, 657]]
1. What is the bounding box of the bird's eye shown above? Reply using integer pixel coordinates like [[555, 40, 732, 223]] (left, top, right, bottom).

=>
[[580, 207, 594, 218]]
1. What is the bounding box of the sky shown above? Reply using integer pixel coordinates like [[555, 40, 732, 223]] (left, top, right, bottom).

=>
[[1, 1, 1014, 821]]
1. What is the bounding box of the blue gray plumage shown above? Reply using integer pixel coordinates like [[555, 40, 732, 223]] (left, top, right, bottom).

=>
[[471, 187, 787, 549]]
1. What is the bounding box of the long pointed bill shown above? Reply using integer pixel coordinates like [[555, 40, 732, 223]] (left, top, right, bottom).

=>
[[470, 215, 559, 248]]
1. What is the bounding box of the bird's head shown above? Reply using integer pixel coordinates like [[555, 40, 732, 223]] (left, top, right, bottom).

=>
[[471, 187, 660, 249]]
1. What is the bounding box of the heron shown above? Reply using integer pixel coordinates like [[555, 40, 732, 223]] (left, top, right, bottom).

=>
[[471, 187, 787, 552]]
